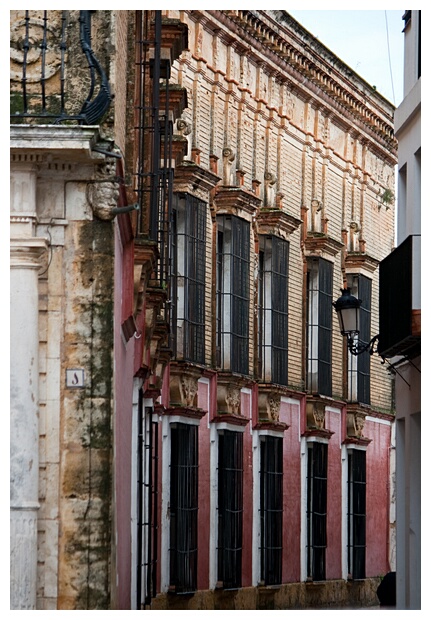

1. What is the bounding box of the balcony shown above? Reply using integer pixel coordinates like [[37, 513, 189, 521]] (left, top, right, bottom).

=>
[[378, 234, 421, 359], [10, 10, 111, 125]]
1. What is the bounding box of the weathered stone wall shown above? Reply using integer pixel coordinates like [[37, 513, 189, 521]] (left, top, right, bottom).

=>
[[28, 141, 116, 609]]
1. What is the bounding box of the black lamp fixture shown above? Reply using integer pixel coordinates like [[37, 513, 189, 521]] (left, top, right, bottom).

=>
[[333, 288, 380, 356]]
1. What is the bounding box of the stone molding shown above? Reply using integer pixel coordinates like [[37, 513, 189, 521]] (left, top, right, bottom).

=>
[[10, 237, 49, 271]]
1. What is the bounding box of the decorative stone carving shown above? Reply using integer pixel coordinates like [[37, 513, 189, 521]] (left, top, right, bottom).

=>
[[348, 221, 361, 252], [222, 147, 236, 186], [176, 118, 192, 160], [310, 198, 323, 232], [169, 363, 202, 409], [87, 162, 120, 221], [264, 171, 277, 208], [268, 392, 281, 421], [180, 375, 199, 408], [225, 384, 241, 415], [306, 399, 326, 429], [10, 12, 62, 84]]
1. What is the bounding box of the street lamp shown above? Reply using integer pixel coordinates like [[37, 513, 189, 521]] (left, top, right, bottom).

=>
[[333, 288, 380, 356]]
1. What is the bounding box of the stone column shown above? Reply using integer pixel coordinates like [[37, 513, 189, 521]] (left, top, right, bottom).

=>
[[10, 165, 48, 609]]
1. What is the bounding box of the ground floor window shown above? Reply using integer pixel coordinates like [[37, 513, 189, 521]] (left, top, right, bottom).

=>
[[169, 423, 198, 593], [347, 449, 366, 579], [307, 441, 328, 581], [260, 434, 283, 585], [217, 429, 244, 588]]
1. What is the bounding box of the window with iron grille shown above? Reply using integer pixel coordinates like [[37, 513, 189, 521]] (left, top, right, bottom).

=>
[[171, 193, 207, 364], [216, 215, 250, 375], [307, 441, 328, 581], [169, 423, 198, 593], [258, 236, 289, 385], [347, 449, 366, 580], [347, 274, 372, 404], [134, 10, 173, 288], [136, 395, 159, 608], [306, 258, 333, 396], [217, 430, 244, 589], [260, 435, 283, 585]]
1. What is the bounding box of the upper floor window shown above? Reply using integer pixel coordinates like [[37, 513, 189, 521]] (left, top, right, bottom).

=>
[[258, 236, 289, 386], [172, 193, 206, 364], [216, 215, 250, 375], [347, 274, 371, 404], [306, 258, 333, 396]]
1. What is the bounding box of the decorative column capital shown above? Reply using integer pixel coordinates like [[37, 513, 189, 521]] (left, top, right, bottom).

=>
[[10, 237, 49, 271]]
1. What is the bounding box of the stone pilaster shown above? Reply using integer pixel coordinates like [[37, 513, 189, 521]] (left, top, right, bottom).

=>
[[10, 238, 48, 610]]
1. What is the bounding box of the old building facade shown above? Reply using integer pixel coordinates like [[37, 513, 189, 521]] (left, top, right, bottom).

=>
[[10, 10, 397, 610]]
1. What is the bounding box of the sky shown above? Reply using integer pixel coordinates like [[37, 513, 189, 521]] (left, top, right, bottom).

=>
[[287, 10, 405, 107]]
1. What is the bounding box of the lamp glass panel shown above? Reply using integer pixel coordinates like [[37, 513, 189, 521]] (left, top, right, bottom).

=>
[[340, 306, 360, 334]]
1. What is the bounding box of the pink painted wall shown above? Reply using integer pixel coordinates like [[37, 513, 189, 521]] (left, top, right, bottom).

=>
[[197, 380, 211, 591], [113, 222, 136, 609], [364, 418, 392, 577], [241, 389, 253, 587], [326, 409, 343, 579], [281, 400, 302, 582]]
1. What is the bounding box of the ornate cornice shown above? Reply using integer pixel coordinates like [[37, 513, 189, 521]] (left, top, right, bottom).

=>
[[303, 232, 344, 258], [198, 10, 396, 160], [173, 161, 221, 199], [344, 252, 379, 274], [256, 208, 302, 238], [213, 186, 262, 218]]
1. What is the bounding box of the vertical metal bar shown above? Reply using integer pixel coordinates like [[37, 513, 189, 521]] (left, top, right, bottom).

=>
[[152, 419, 159, 599], [40, 11, 48, 111], [144, 406, 153, 606], [136, 389, 144, 609], [59, 11, 67, 115], [21, 11, 30, 113], [150, 11, 161, 242]]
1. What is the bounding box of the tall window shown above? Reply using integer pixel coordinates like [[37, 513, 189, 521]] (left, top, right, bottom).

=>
[[172, 193, 206, 364], [169, 423, 198, 593], [347, 274, 371, 404], [260, 435, 283, 585], [306, 258, 333, 396], [347, 449, 366, 580], [217, 430, 244, 588], [307, 441, 328, 581], [258, 236, 289, 385], [216, 215, 250, 374]]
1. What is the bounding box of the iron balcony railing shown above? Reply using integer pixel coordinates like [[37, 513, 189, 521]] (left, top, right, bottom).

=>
[[10, 10, 111, 124]]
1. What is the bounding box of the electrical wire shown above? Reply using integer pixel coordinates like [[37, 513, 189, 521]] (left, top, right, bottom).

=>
[[385, 10, 396, 104]]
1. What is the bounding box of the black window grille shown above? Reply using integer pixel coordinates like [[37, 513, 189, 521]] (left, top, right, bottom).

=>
[[258, 236, 289, 385], [171, 193, 206, 364], [306, 258, 333, 396], [217, 430, 244, 589], [260, 435, 283, 585], [307, 442, 328, 581], [134, 10, 173, 288], [347, 275, 371, 404], [216, 216, 250, 375], [10, 10, 112, 124], [136, 392, 159, 608], [347, 450, 366, 580], [169, 423, 198, 594]]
